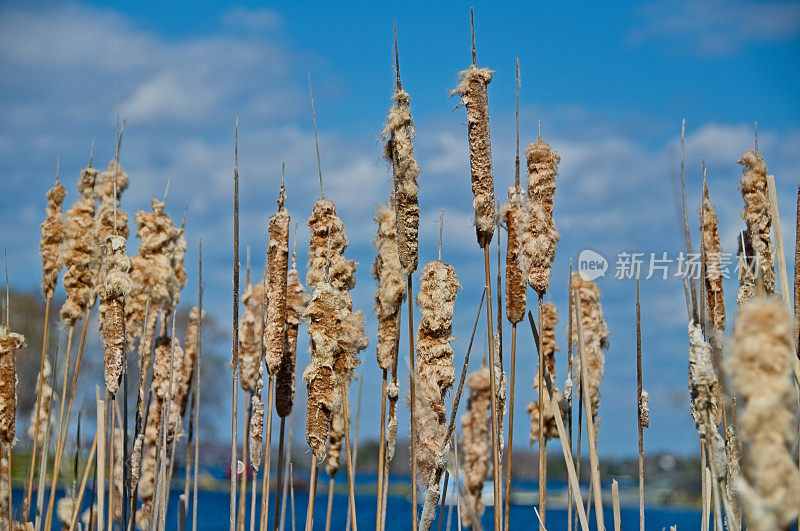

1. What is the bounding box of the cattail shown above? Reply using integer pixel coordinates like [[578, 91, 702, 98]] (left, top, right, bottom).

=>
[[325, 384, 347, 477], [239, 281, 262, 393], [126, 198, 178, 363], [702, 187, 725, 331], [0, 326, 25, 445], [725, 424, 741, 524], [95, 159, 130, 241], [451, 65, 496, 247], [460, 364, 491, 528], [519, 139, 561, 294], [171, 226, 187, 312], [372, 201, 406, 371], [80, 504, 98, 529], [570, 273, 609, 421], [264, 204, 290, 377], [0, 451, 7, 519], [385, 380, 400, 461], [415, 260, 460, 484], [737, 231, 756, 307], [726, 296, 800, 530], [528, 301, 564, 443], [40, 179, 67, 298], [99, 235, 132, 395], [382, 88, 420, 273], [502, 185, 526, 323], [135, 445, 158, 529], [29, 357, 54, 445], [687, 322, 722, 436], [306, 199, 356, 293], [56, 496, 76, 530], [60, 164, 98, 324], [640, 390, 650, 429], [302, 282, 339, 459], [249, 370, 264, 469], [182, 306, 203, 416], [277, 257, 309, 418], [738, 149, 775, 296]]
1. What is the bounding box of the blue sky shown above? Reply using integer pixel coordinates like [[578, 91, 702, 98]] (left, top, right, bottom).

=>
[[1, 0, 799, 458]]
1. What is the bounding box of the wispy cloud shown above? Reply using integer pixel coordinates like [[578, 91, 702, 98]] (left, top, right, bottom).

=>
[[630, 0, 800, 56]]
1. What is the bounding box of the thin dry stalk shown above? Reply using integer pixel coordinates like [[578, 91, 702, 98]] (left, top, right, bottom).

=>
[[726, 297, 800, 530], [231, 119, 240, 531], [636, 279, 645, 531], [67, 429, 98, 531], [611, 479, 620, 531]]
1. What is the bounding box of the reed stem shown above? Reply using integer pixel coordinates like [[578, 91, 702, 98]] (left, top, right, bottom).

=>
[[304, 459, 318, 531], [341, 383, 358, 531], [636, 277, 644, 531], [68, 429, 98, 530], [537, 294, 545, 530], [407, 274, 418, 528], [375, 369, 387, 530], [273, 417, 287, 531], [503, 324, 517, 531], [259, 376, 275, 531], [482, 245, 502, 531]]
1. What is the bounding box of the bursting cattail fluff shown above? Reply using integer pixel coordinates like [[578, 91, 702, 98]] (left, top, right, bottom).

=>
[[570, 273, 609, 421], [502, 185, 526, 323], [687, 322, 722, 436], [40, 179, 67, 298], [726, 297, 800, 530], [181, 306, 202, 416], [460, 365, 491, 528], [702, 187, 725, 331], [0, 452, 8, 519], [0, 326, 25, 445], [528, 301, 564, 443], [29, 357, 54, 445], [325, 383, 347, 477], [264, 206, 290, 376], [306, 199, 356, 293], [95, 159, 129, 242], [738, 149, 775, 295], [519, 139, 560, 294], [56, 497, 76, 531], [415, 260, 460, 484], [238, 281, 262, 393], [639, 390, 650, 429], [100, 235, 131, 395], [302, 282, 339, 459], [249, 358, 265, 468], [60, 164, 98, 325], [277, 259, 308, 418], [451, 65, 496, 247], [372, 201, 406, 371], [382, 88, 420, 273]]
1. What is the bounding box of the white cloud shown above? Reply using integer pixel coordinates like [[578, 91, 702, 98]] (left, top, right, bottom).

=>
[[630, 0, 800, 56]]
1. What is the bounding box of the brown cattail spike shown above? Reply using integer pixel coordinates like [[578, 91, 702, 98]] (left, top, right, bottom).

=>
[[60, 163, 99, 324], [528, 301, 564, 443], [100, 235, 131, 395], [372, 202, 406, 371], [239, 280, 262, 393], [701, 177, 725, 331], [264, 196, 290, 376], [277, 244, 309, 419], [306, 200, 356, 293], [738, 148, 775, 296], [520, 138, 561, 294], [0, 326, 25, 444], [29, 357, 54, 445], [40, 168, 67, 298], [570, 273, 609, 421], [414, 260, 460, 484], [460, 364, 490, 528], [726, 297, 800, 530], [502, 185, 526, 324], [382, 53, 420, 274], [451, 64, 495, 247]]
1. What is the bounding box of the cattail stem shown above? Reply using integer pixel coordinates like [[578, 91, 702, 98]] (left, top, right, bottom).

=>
[[23, 293, 52, 521], [407, 274, 418, 527], [4, 444, 10, 531], [612, 479, 621, 531], [573, 291, 605, 531], [324, 476, 335, 531], [503, 324, 517, 531], [636, 278, 644, 531], [107, 398, 117, 531], [304, 459, 318, 531], [273, 417, 287, 531], [98, 392, 107, 531], [375, 369, 388, 529], [192, 240, 204, 531], [258, 375, 275, 531], [482, 245, 503, 531], [68, 428, 98, 530], [341, 383, 358, 531], [345, 367, 364, 531], [238, 399, 251, 531], [537, 294, 546, 530], [232, 117, 241, 531]]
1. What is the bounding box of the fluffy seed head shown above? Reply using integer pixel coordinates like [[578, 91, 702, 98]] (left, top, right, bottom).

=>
[[570, 273, 609, 421], [460, 365, 491, 528], [738, 148, 775, 295], [502, 185, 526, 323], [372, 202, 406, 371], [40, 181, 67, 298]]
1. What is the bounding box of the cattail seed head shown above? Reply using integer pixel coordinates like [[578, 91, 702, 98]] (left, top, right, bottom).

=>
[[570, 273, 609, 421], [95, 159, 130, 242], [519, 139, 560, 294], [382, 89, 420, 274], [29, 357, 54, 445], [702, 188, 725, 331], [306, 199, 356, 292], [100, 235, 131, 395], [373, 202, 406, 371], [726, 296, 800, 530], [528, 301, 564, 443], [415, 260, 460, 484], [265, 209, 290, 376], [687, 322, 721, 438], [640, 390, 650, 429], [276, 264, 308, 418], [451, 65, 496, 247], [460, 365, 491, 528], [325, 384, 347, 477], [238, 281, 262, 393], [0, 327, 24, 444], [502, 185, 526, 323], [738, 149, 775, 295], [40, 181, 67, 298]]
